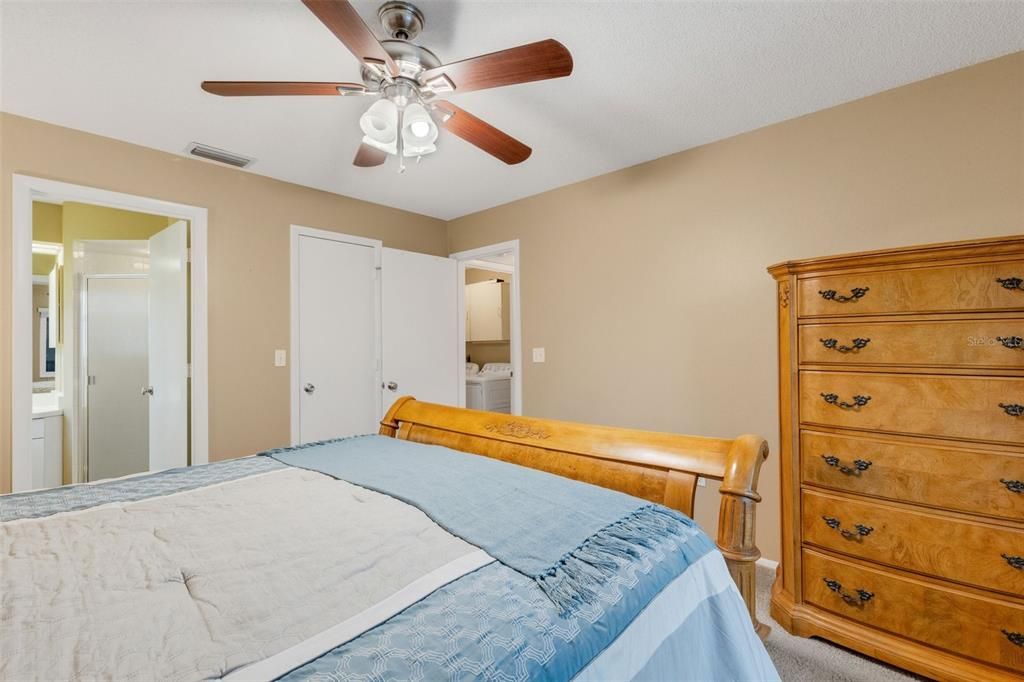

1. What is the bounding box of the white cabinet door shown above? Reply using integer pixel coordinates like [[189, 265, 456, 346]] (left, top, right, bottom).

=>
[[30, 437, 45, 489], [296, 234, 379, 443], [466, 281, 503, 341], [147, 221, 189, 472], [381, 248, 458, 413]]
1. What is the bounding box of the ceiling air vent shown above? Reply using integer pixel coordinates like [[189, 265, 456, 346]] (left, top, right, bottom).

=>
[[185, 142, 254, 168]]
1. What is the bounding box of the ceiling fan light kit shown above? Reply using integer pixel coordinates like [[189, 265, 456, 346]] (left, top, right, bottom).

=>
[[201, 0, 573, 171]]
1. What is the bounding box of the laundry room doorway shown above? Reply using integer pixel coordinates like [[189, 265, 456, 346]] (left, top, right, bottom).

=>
[[451, 241, 521, 416]]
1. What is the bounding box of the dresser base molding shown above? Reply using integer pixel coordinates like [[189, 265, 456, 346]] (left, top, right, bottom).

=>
[[771, 583, 1022, 682]]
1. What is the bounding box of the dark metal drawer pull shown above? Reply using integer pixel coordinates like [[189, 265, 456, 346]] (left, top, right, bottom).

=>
[[1004, 630, 1024, 647], [1002, 479, 1024, 494], [996, 277, 1024, 291], [999, 403, 1024, 417], [997, 336, 1023, 349], [821, 454, 872, 475], [819, 287, 869, 303], [823, 578, 874, 606], [821, 393, 871, 409], [1003, 554, 1024, 570], [822, 516, 874, 540], [820, 338, 871, 353]]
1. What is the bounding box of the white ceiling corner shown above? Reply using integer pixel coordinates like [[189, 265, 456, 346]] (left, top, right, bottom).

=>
[[2, 0, 1022, 220]]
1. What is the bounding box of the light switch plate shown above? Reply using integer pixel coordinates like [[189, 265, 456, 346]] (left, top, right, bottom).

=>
[[532, 347, 545, 363], [274, 349, 287, 367]]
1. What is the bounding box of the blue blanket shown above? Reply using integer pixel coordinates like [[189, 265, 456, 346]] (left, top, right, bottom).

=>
[[265, 435, 700, 613]]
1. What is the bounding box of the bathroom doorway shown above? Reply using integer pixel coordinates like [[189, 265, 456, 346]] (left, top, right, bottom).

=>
[[11, 176, 208, 492]]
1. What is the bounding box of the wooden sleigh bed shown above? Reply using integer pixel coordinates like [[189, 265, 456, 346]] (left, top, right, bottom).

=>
[[380, 396, 771, 638]]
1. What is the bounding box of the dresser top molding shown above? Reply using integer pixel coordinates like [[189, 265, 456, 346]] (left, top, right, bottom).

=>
[[767, 235, 1024, 279]]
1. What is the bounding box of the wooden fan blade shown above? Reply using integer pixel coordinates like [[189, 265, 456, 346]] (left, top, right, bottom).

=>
[[201, 81, 367, 96], [353, 143, 388, 167], [302, 0, 399, 77], [434, 101, 531, 165], [418, 39, 572, 94]]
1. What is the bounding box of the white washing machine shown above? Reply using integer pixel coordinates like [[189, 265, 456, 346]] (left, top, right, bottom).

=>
[[465, 363, 512, 413]]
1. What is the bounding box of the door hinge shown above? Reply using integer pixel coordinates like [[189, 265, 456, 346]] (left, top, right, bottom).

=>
[[186, 248, 192, 263], [186, 363, 192, 379]]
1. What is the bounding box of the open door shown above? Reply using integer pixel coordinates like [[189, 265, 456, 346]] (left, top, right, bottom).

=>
[[147, 220, 189, 471], [381, 248, 459, 414]]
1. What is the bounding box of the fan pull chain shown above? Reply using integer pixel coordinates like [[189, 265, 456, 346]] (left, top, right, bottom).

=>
[[397, 107, 406, 174]]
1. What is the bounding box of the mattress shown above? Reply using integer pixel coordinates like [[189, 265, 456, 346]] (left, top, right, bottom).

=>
[[0, 437, 778, 682]]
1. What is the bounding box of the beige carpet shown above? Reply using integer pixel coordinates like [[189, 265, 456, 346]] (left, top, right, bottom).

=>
[[756, 565, 928, 682]]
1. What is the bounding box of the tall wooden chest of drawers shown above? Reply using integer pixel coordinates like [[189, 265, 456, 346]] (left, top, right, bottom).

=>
[[768, 237, 1024, 681]]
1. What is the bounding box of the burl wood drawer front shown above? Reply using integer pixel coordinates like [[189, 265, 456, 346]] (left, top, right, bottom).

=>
[[800, 431, 1024, 520], [802, 549, 1024, 671], [800, 371, 1024, 444], [800, 320, 1024, 368], [802, 489, 1024, 595], [798, 262, 1024, 317]]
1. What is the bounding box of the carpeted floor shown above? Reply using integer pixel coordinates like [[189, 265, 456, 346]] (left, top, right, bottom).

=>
[[756, 564, 928, 682]]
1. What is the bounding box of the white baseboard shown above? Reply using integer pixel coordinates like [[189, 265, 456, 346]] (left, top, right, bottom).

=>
[[756, 557, 779, 571]]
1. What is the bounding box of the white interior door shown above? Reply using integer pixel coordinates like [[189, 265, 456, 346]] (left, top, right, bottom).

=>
[[381, 248, 458, 413], [296, 233, 379, 443], [147, 221, 189, 472], [87, 277, 149, 481]]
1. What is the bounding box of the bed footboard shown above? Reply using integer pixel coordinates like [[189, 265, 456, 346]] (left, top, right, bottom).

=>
[[380, 397, 770, 638]]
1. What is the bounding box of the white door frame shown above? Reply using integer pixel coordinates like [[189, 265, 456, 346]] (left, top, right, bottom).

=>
[[450, 240, 522, 416], [11, 174, 209, 492], [289, 225, 382, 445]]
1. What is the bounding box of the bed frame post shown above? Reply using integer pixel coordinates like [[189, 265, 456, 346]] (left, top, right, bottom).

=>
[[717, 434, 770, 639]]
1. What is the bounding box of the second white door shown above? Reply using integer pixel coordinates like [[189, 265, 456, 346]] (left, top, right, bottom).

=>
[[87, 277, 149, 481], [381, 247, 458, 414]]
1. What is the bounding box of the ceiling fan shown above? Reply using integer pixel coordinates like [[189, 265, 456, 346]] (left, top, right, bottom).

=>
[[201, 0, 573, 171]]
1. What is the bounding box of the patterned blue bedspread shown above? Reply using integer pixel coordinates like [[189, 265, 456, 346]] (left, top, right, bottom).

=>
[[1, 443, 779, 682]]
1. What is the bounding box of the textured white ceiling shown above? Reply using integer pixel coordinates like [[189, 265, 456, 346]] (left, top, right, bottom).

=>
[[2, 1, 1022, 220]]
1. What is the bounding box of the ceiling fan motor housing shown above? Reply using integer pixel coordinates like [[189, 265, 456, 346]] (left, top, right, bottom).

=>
[[360, 39, 441, 91], [378, 1, 424, 41]]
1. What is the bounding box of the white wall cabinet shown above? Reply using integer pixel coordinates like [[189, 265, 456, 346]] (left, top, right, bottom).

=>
[[466, 280, 506, 342]]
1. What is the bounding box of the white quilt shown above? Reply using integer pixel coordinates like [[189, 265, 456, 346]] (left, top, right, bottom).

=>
[[0, 468, 487, 681]]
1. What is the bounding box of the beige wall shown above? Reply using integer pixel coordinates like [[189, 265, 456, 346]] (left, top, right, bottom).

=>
[[0, 112, 448, 493], [448, 53, 1024, 561]]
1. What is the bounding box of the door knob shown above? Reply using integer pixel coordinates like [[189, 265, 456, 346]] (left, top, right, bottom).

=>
[[141, 386, 154, 396], [304, 383, 315, 395], [386, 381, 398, 392]]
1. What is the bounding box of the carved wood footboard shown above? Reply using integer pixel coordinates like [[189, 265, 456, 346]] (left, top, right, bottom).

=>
[[379, 396, 771, 638]]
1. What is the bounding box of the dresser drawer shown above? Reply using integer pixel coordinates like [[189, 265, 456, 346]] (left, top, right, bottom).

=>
[[800, 431, 1024, 520], [802, 549, 1024, 671], [802, 489, 1024, 595], [800, 371, 1024, 444], [800, 319, 1024, 368], [798, 261, 1024, 317]]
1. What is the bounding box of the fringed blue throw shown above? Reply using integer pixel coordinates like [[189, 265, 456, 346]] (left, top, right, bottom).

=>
[[264, 435, 703, 613]]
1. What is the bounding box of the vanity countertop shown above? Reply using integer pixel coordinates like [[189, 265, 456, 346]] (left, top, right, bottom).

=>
[[32, 393, 63, 419], [32, 408, 63, 419]]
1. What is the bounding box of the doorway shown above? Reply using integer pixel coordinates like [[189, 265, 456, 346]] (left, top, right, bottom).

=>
[[11, 175, 208, 492], [451, 241, 522, 416]]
